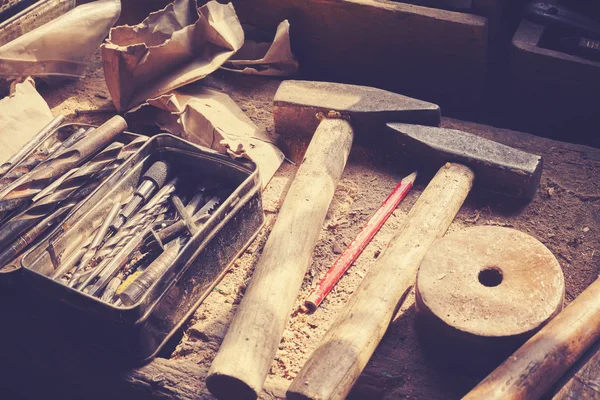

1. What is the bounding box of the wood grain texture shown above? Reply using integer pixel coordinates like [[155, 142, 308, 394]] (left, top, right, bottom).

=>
[[287, 163, 475, 400], [553, 339, 600, 400], [464, 277, 600, 400], [207, 118, 354, 400], [209, 0, 488, 113]]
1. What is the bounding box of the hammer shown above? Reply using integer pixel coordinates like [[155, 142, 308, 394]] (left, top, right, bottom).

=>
[[286, 124, 543, 400], [206, 81, 440, 399]]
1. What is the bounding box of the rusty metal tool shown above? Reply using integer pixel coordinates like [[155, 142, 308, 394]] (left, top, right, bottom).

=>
[[0, 115, 128, 213], [286, 124, 542, 400], [207, 80, 441, 400], [303, 171, 417, 313], [0, 140, 137, 250], [0, 114, 65, 178], [69, 199, 122, 279], [0, 127, 91, 192]]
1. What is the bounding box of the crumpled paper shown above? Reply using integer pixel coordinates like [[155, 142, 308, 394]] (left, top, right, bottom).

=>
[[221, 20, 299, 76], [0, 77, 54, 163], [102, 0, 244, 112], [127, 84, 284, 188], [0, 0, 121, 79]]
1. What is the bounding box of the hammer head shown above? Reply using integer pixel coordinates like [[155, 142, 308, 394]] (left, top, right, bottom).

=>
[[387, 123, 543, 200], [273, 80, 440, 139]]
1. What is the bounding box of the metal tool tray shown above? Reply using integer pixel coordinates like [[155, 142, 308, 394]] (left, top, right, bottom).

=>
[[0, 123, 144, 283], [20, 134, 263, 363]]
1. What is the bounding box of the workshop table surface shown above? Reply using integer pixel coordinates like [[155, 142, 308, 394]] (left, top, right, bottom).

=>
[[1, 54, 599, 400]]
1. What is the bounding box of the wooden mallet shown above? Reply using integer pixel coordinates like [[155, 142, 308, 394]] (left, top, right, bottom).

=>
[[286, 123, 543, 400], [206, 80, 440, 400]]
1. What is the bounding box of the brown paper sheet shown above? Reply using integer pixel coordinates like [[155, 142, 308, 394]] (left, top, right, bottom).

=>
[[127, 84, 284, 188], [102, 0, 244, 112], [221, 20, 299, 77], [0, 0, 121, 79], [0, 78, 54, 163]]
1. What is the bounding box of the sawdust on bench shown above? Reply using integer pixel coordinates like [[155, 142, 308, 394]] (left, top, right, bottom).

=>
[[39, 51, 600, 400]]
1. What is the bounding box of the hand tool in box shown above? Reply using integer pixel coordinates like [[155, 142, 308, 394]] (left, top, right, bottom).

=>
[[0, 114, 64, 178], [286, 124, 542, 400], [303, 171, 416, 313], [116, 194, 223, 305], [464, 279, 600, 398], [207, 80, 441, 400], [0, 115, 128, 214], [88, 189, 221, 300]]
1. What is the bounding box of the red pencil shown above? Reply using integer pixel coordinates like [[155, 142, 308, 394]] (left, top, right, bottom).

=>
[[304, 172, 417, 312]]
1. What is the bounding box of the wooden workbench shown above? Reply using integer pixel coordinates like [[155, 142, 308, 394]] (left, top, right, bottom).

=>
[[0, 56, 599, 400]]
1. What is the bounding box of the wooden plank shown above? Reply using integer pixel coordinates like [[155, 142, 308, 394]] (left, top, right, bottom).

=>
[[211, 0, 487, 114]]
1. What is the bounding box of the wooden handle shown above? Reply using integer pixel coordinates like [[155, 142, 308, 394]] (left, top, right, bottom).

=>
[[464, 277, 600, 400], [287, 163, 475, 400], [207, 118, 354, 400]]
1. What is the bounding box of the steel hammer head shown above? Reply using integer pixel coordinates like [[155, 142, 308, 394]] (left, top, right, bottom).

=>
[[273, 80, 441, 139], [387, 123, 543, 200]]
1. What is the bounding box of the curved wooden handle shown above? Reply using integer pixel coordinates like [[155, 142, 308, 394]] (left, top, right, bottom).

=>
[[463, 277, 600, 400], [207, 118, 354, 400], [287, 163, 475, 400]]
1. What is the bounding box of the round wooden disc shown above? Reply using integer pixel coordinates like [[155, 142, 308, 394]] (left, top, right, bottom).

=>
[[415, 226, 564, 365]]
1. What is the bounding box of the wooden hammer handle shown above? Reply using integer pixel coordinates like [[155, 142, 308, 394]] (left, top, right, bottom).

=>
[[287, 163, 475, 400], [207, 118, 354, 400], [464, 277, 600, 400]]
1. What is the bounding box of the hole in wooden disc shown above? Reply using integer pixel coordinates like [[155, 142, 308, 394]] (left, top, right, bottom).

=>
[[478, 266, 503, 287]]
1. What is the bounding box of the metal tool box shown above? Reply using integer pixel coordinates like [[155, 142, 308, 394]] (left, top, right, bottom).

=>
[[0, 123, 144, 284], [20, 134, 263, 363]]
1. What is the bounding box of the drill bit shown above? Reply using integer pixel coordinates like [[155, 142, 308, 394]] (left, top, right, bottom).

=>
[[90, 191, 220, 299], [108, 161, 173, 234], [73, 178, 179, 290], [0, 143, 124, 250], [0, 115, 128, 213], [72, 200, 122, 276], [0, 204, 71, 267], [67, 200, 123, 286], [0, 136, 146, 251], [119, 237, 187, 305], [0, 125, 84, 192], [88, 177, 180, 267], [0, 115, 65, 178]]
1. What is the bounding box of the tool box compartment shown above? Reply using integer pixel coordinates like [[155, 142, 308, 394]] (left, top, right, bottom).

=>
[[507, 18, 600, 141], [0, 123, 145, 283], [20, 134, 263, 363]]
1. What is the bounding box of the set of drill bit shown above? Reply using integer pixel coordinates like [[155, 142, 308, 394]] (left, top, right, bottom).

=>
[[49, 159, 224, 306], [0, 115, 141, 271]]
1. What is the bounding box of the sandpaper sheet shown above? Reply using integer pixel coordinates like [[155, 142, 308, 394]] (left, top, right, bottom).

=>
[[222, 20, 299, 77], [102, 0, 244, 112], [127, 84, 284, 188], [0, 0, 121, 79], [0, 77, 54, 163]]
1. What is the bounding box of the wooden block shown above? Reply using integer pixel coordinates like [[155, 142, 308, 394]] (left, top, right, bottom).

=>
[[212, 0, 488, 114]]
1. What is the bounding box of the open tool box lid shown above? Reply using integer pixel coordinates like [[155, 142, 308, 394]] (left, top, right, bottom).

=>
[[20, 134, 263, 363]]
